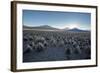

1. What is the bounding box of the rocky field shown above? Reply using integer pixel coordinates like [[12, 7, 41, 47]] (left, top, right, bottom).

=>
[[23, 30, 91, 62]]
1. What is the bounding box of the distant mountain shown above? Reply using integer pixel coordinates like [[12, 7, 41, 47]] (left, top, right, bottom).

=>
[[23, 25, 59, 30], [67, 28, 89, 32], [23, 25, 90, 32]]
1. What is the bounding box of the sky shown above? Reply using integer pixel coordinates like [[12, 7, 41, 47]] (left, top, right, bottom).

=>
[[23, 10, 91, 30]]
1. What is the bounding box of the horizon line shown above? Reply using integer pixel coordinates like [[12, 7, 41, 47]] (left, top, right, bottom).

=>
[[23, 24, 90, 31]]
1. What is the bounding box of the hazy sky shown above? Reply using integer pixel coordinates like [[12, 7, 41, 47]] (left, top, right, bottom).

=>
[[23, 10, 91, 30]]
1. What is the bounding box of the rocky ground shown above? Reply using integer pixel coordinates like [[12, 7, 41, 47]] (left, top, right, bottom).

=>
[[23, 30, 91, 62]]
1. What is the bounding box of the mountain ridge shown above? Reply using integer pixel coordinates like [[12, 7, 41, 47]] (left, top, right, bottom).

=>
[[67, 28, 90, 32], [23, 25, 90, 32], [23, 25, 59, 30]]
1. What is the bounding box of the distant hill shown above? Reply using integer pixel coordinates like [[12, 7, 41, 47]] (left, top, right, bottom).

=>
[[23, 25, 59, 30], [67, 28, 89, 32], [23, 25, 90, 32]]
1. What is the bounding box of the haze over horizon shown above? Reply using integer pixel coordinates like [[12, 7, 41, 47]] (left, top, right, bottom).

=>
[[23, 10, 91, 30]]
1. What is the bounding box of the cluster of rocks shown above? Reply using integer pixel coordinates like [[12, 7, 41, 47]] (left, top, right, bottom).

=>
[[23, 31, 91, 59]]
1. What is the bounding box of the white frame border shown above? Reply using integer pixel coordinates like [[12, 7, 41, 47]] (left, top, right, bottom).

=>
[[16, 3, 97, 70]]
